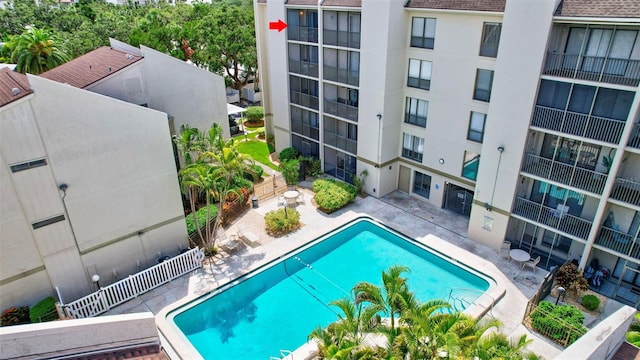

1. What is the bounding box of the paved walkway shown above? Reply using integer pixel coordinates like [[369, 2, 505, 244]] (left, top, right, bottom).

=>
[[105, 187, 594, 359]]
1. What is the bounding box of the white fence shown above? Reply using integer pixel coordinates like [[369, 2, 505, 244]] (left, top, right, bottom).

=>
[[63, 248, 204, 319]]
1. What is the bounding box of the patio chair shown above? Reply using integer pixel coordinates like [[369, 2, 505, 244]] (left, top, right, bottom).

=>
[[217, 228, 242, 253], [296, 191, 305, 205], [277, 195, 286, 207], [522, 256, 541, 274], [500, 241, 511, 259]]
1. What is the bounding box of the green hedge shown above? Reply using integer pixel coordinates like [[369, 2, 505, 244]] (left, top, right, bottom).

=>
[[264, 208, 301, 236], [186, 205, 219, 235], [245, 106, 264, 123], [312, 179, 357, 212], [30, 296, 56, 323], [581, 294, 600, 311], [279, 147, 300, 163]]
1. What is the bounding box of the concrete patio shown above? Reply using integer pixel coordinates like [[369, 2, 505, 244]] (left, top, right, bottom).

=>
[[103, 187, 625, 359]]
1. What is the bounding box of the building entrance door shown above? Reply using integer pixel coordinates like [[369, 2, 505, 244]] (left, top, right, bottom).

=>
[[444, 182, 473, 217], [398, 166, 411, 193]]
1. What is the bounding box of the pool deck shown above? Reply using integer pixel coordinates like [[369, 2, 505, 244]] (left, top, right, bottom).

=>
[[105, 188, 581, 359]]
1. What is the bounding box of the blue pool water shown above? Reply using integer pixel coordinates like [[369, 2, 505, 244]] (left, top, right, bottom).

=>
[[170, 218, 489, 359]]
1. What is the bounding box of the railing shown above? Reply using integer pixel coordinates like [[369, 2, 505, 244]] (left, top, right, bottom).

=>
[[324, 131, 357, 154], [63, 248, 204, 319], [512, 197, 592, 240], [323, 29, 360, 48], [595, 226, 640, 260], [531, 105, 625, 144], [543, 51, 640, 87], [290, 91, 319, 110], [287, 26, 318, 43], [628, 123, 640, 149], [289, 60, 319, 78], [324, 99, 358, 122], [610, 177, 640, 207], [323, 65, 359, 86], [521, 153, 606, 194]]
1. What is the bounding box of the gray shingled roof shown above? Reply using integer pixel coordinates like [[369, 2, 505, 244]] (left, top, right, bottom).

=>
[[555, 0, 640, 18], [40, 46, 142, 89], [0, 68, 32, 107], [322, 0, 361, 7], [405, 0, 505, 12]]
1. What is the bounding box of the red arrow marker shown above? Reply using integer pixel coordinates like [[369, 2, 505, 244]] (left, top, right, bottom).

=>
[[269, 19, 288, 32]]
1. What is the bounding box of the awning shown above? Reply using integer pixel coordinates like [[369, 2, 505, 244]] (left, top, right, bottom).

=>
[[227, 103, 247, 115]]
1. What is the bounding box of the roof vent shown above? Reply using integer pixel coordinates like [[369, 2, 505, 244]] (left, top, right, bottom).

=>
[[125, 54, 134, 60], [89, 64, 92, 69], [11, 87, 20, 96], [108, 67, 112, 72]]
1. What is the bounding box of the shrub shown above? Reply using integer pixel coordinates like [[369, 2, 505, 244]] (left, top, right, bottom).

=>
[[245, 106, 264, 123], [264, 208, 301, 236], [312, 179, 357, 212], [530, 301, 586, 346], [555, 263, 589, 298], [279, 147, 300, 163], [221, 187, 251, 226], [581, 294, 600, 311], [302, 156, 322, 177], [281, 159, 301, 186], [185, 205, 219, 235], [242, 165, 264, 183], [1, 306, 30, 326], [30, 296, 57, 323]]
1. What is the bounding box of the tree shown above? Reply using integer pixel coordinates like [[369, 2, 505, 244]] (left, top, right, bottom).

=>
[[6, 26, 70, 74], [190, 3, 257, 90]]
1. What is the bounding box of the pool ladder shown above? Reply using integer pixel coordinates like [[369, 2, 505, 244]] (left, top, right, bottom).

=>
[[269, 349, 293, 359], [447, 287, 496, 318]]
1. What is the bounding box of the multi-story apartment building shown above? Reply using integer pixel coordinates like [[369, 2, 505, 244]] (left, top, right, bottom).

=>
[[255, 0, 640, 307]]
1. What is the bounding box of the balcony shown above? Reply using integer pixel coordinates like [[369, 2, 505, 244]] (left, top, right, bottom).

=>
[[288, 26, 318, 43], [595, 226, 640, 260], [512, 197, 592, 240], [628, 123, 640, 149], [531, 105, 625, 144], [289, 60, 319, 78], [543, 52, 640, 87], [324, 132, 357, 154], [323, 65, 359, 86], [290, 91, 319, 110], [324, 99, 358, 122], [610, 177, 640, 207], [323, 30, 360, 48], [521, 153, 607, 194]]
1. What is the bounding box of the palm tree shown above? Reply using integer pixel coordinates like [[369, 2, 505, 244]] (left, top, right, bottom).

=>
[[470, 333, 542, 360], [7, 27, 70, 74]]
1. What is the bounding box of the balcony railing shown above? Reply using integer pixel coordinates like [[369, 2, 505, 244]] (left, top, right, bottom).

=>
[[521, 153, 607, 194], [291, 122, 319, 141], [628, 123, 640, 149], [324, 132, 357, 154], [531, 105, 625, 144], [610, 177, 640, 207], [288, 26, 318, 43], [512, 197, 592, 240], [323, 65, 359, 86], [323, 30, 360, 48], [289, 60, 319, 77], [595, 226, 640, 260], [324, 99, 358, 122], [290, 91, 319, 110], [543, 52, 640, 87]]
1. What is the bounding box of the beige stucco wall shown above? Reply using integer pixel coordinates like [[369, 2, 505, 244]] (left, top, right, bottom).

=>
[[0, 76, 188, 309], [468, 0, 560, 250]]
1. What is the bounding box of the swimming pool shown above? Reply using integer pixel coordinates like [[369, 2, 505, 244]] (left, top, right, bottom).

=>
[[167, 217, 493, 359]]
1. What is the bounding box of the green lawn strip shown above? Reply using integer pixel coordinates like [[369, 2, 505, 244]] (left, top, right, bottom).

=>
[[237, 140, 279, 171]]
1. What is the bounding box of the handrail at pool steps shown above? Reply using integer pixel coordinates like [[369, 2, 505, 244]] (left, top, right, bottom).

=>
[[447, 287, 495, 318]]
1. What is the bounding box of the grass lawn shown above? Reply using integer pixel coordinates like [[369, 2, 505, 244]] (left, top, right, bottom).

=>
[[237, 139, 278, 171]]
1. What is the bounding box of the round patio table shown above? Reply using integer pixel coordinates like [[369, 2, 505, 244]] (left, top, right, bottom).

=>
[[510, 249, 531, 279], [283, 190, 299, 208]]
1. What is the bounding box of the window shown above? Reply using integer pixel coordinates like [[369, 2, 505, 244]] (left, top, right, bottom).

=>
[[290, 106, 319, 140], [566, 28, 638, 75], [462, 151, 480, 181], [32, 214, 65, 230], [405, 97, 428, 127], [407, 59, 432, 90], [592, 87, 635, 121], [323, 11, 361, 48], [288, 44, 319, 77], [473, 69, 494, 102], [287, 9, 318, 43], [10, 159, 47, 173], [324, 147, 356, 184], [292, 134, 320, 158], [411, 17, 436, 49], [479, 22, 501, 57], [541, 230, 572, 253], [289, 75, 319, 110], [324, 116, 358, 154], [323, 48, 359, 86], [537, 80, 571, 109], [402, 133, 424, 162], [413, 171, 431, 199], [467, 112, 486, 143]]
